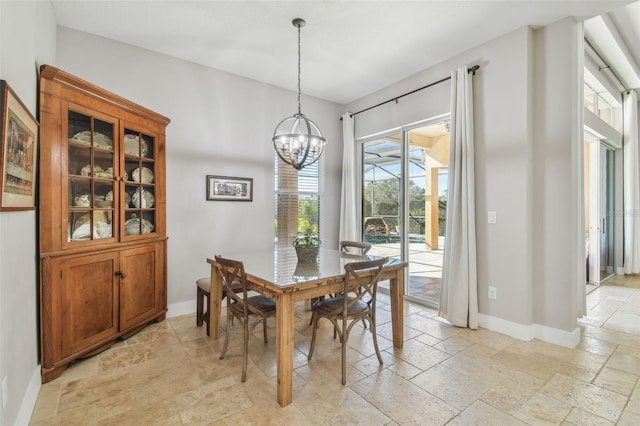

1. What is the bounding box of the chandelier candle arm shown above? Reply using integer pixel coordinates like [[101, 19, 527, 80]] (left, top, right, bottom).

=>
[[272, 17, 327, 171]]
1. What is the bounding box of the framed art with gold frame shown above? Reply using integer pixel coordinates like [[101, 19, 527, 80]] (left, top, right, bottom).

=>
[[0, 80, 39, 211]]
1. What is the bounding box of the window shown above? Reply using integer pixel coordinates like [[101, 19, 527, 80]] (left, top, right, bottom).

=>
[[583, 81, 619, 128], [274, 156, 320, 247], [597, 97, 613, 124], [584, 84, 596, 111]]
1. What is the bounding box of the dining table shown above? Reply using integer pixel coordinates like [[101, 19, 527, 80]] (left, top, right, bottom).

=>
[[206, 247, 408, 407]]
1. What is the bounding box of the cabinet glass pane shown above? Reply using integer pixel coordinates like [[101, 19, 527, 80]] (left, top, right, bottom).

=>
[[68, 112, 114, 151], [94, 181, 115, 208], [69, 211, 113, 241], [124, 212, 154, 235], [69, 178, 91, 208]]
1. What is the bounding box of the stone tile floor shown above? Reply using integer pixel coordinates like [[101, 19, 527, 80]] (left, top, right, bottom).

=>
[[30, 275, 640, 425]]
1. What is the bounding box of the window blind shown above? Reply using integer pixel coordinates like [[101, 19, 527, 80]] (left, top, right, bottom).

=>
[[274, 156, 320, 247]]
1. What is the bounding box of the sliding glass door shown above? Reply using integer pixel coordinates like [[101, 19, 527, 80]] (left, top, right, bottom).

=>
[[586, 135, 616, 287], [361, 119, 450, 307]]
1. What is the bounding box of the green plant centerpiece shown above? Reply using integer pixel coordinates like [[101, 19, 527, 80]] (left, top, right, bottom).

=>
[[293, 230, 321, 263]]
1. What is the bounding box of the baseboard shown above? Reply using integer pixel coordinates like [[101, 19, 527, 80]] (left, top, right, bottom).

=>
[[167, 299, 196, 318], [533, 323, 581, 348], [478, 314, 581, 348], [15, 366, 41, 426], [616, 267, 625, 275]]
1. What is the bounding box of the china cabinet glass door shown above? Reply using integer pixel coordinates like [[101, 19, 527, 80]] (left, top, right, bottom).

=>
[[66, 109, 116, 243], [122, 128, 156, 237]]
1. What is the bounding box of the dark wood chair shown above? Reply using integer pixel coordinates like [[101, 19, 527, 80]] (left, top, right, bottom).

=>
[[215, 255, 276, 382], [340, 240, 372, 255], [196, 277, 211, 335], [307, 257, 388, 385], [307, 240, 372, 326], [195, 276, 243, 336]]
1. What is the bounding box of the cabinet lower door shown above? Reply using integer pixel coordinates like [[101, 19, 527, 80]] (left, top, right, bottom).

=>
[[59, 253, 119, 358], [119, 243, 164, 330]]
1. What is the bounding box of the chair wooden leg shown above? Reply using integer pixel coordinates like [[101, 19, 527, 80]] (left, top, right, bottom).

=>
[[219, 310, 232, 360], [196, 287, 204, 326], [308, 296, 324, 325], [204, 291, 210, 336], [341, 321, 348, 385], [242, 320, 249, 382], [204, 308, 210, 337], [369, 316, 383, 365], [262, 318, 268, 343], [307, 311, 318, 361]]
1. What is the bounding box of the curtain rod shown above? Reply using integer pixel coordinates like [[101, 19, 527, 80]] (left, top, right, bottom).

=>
[[584, 37, 627, 91], [341, 64, 479, 121]]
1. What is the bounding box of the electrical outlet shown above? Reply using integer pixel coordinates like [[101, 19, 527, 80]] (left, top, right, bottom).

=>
[[2, 376, 7, 408], [488, 286, 497, 300]]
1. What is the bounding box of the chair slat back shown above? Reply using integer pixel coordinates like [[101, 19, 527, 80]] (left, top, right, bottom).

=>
[[340, 240, 372, 255], [343, 257, 388, 311], [214, 255, 248, 313]]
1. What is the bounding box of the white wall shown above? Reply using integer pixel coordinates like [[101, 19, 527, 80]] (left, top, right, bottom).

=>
[[532, 18, 583, 335], [0, 2, 56, 424], [347, 21, 584, 346], [55, 27, 344, 312]]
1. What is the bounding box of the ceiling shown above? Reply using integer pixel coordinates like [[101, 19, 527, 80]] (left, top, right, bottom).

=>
[[50, 0, 640, 105]]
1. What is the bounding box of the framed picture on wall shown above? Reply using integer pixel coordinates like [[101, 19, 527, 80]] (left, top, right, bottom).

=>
[[0, 80, 39, 211], [206, 175, 253, 201]]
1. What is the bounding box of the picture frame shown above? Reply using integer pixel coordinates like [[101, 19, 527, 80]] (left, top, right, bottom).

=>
[[0, 80, 38, 211], [206, 175, 253, 201]]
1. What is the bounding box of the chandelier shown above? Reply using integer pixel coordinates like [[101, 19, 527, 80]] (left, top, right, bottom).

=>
[[272, 18, 326, 171]]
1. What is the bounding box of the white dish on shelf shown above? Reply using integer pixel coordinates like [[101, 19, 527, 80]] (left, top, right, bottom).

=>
[[71, 131, 113, 150], [132, 167, 154, 183], [80, 164, 113, 178], [74, 194, 91, 207], [124, 134, 149, 157], [70, 213, 112, 240], [80, 164, 95, 176], [131, 188, 154, 208], [105, 190, 131, 207], [124, 214, 154, 235], [93, 171, 113, 179]]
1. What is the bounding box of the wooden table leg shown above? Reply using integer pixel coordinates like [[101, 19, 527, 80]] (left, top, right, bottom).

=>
[[390, 269, 404, 348], [208, 262, 223, 339], [276, 292, 294, 406]]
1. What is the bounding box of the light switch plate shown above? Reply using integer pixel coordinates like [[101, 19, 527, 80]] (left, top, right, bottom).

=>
[[488, 211, 497, 224]]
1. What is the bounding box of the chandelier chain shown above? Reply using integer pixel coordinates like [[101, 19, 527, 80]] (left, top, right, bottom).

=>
[[297, 22, 301, 115]]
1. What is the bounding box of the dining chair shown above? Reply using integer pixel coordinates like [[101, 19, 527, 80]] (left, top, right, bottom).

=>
[[307, 240, 372, 326], [195, 276, 243, 336], [215, 255, 277, 382], [339, 240, 372, 255], [337, 240, 373, 328], [307, 257, 388, 385]]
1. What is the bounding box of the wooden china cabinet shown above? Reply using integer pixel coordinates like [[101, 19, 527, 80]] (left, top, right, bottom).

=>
[[38, 65, 170, 382]]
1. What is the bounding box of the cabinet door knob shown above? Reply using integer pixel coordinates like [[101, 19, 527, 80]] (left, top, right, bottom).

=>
[[115, 270, 126, 278]]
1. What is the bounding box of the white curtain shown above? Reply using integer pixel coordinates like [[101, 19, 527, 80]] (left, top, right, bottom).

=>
[[339, 112, 358, 244], [623, 90, 640, 274], [439, 66, 478, 329]]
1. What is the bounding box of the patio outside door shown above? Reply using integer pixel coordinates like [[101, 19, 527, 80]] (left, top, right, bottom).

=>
[[361, 120, 450, 307]]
